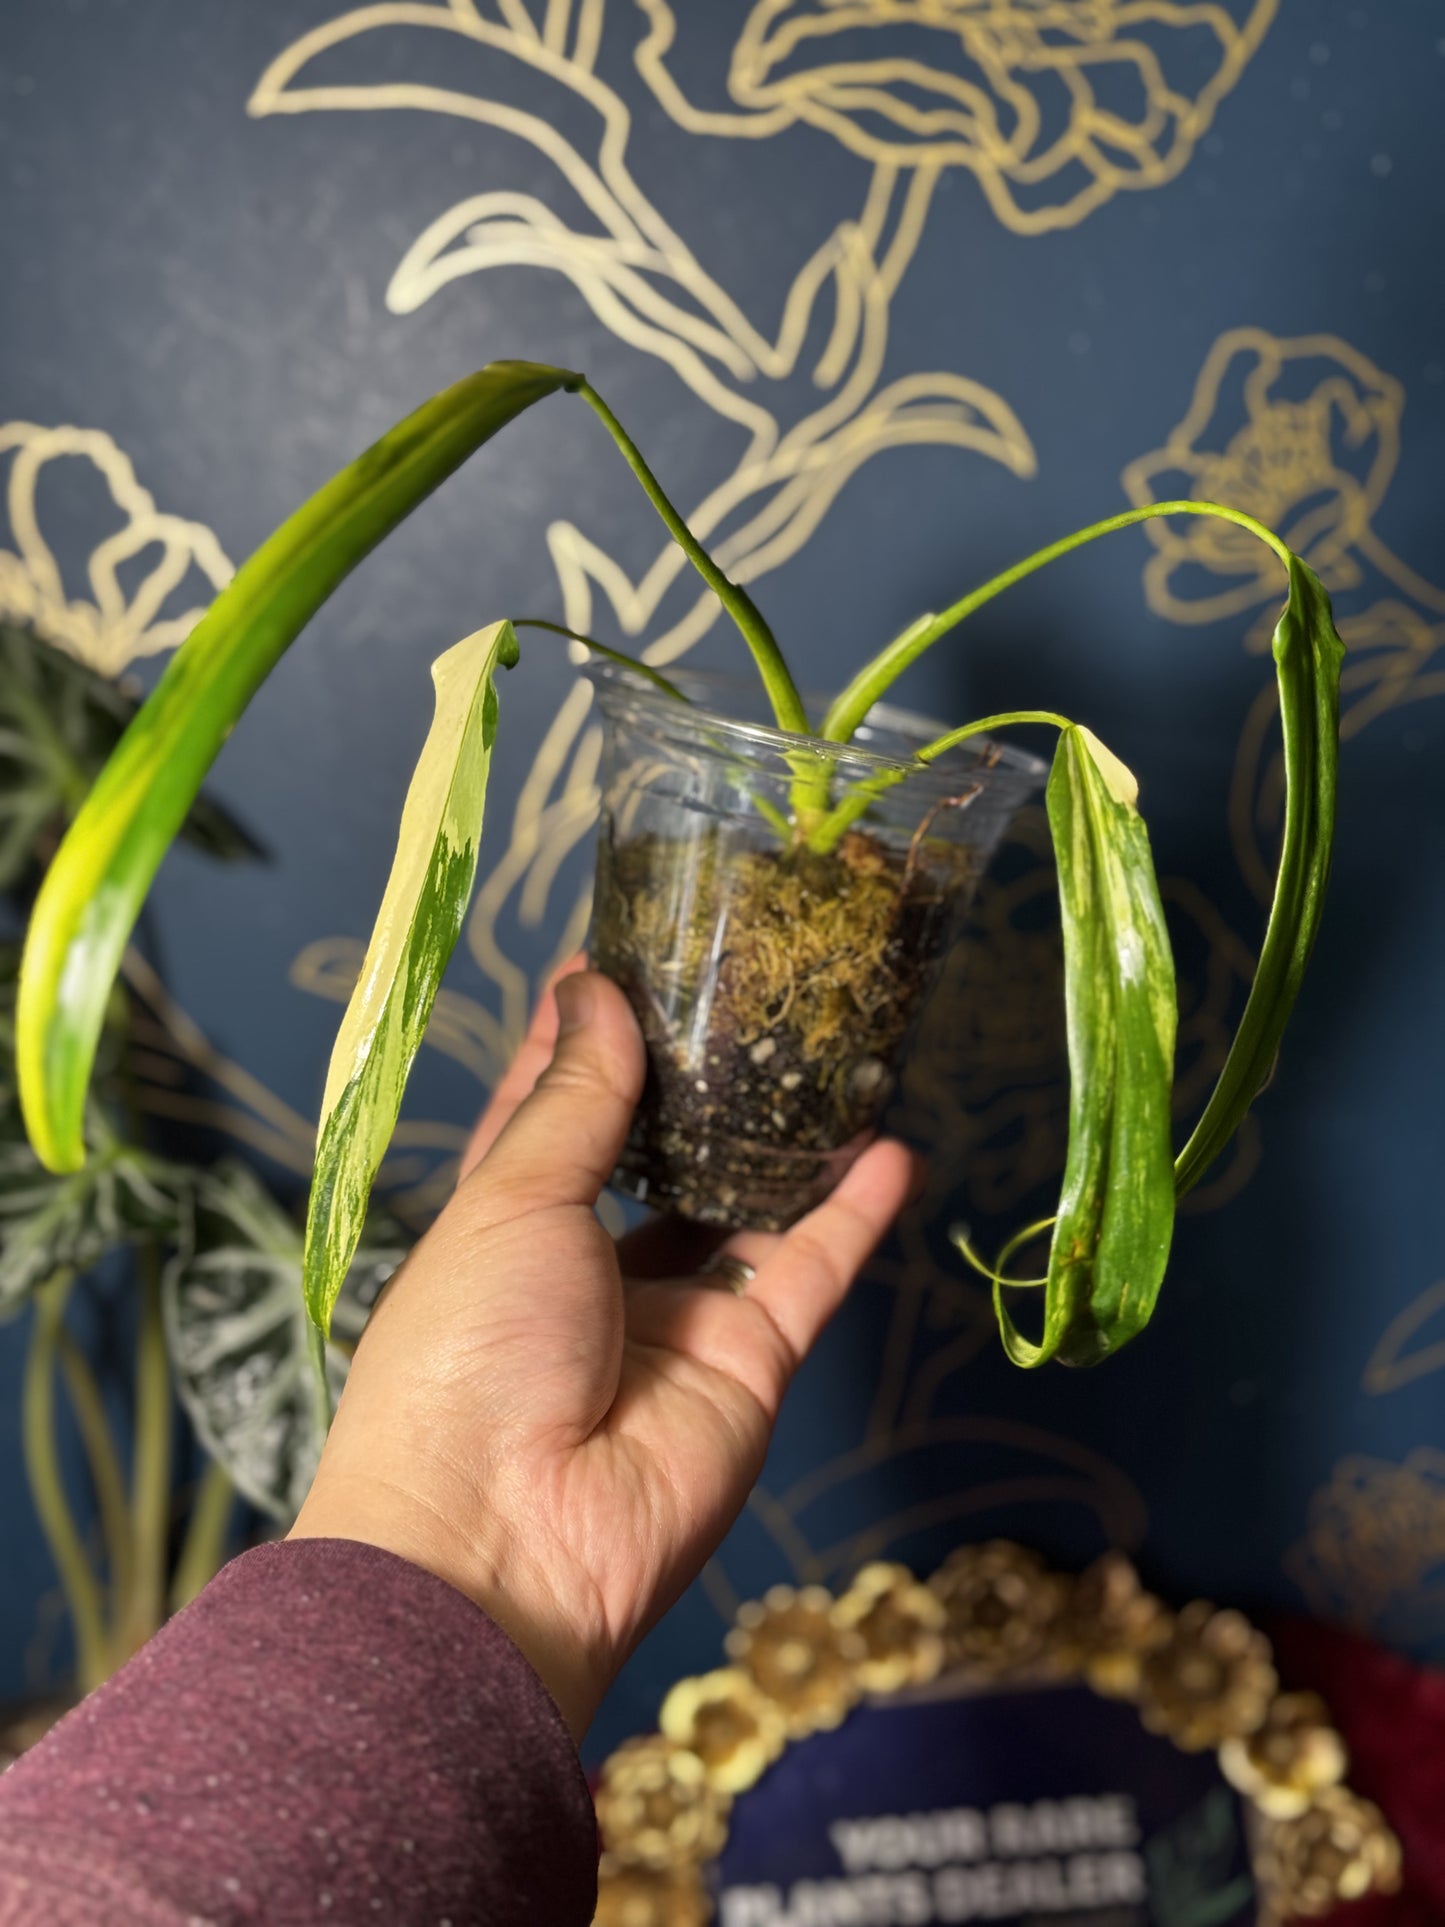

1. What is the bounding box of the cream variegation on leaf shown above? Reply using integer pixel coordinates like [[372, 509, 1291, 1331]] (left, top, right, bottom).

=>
[[302, 621, 519, 1352]]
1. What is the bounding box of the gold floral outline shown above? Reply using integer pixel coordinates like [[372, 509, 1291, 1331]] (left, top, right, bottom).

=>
[[1122, 325, 1445, 904], [634, 0, 1279, 237], [0, 423, 233, 676]]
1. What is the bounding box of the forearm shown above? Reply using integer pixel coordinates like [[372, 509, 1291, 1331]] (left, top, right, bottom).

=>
[[0, 1540, 597, 1926]]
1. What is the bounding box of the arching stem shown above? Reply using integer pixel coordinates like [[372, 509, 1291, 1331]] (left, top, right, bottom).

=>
[[821, 502, 1292, 746]]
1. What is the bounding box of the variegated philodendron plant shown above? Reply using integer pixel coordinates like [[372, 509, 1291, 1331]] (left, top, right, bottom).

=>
[[16, 363, 1342, 1388]]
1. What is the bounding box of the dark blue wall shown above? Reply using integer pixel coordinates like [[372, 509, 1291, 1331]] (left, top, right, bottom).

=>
[[2, 1, 1442, 1761]]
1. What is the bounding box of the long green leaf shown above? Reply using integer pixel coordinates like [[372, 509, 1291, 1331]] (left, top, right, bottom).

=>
[[1173, 555, 1343, 1194], [302, 620, 514, 1344], [988, 726, 1178, 1368], [17, 362, 579, 1175]]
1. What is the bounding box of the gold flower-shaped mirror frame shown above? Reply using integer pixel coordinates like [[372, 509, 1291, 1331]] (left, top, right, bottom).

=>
[[592, 1544, 1402, 1926]]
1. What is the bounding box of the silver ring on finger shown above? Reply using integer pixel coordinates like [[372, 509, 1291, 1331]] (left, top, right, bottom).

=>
[[698, 1253, 757, 1295]]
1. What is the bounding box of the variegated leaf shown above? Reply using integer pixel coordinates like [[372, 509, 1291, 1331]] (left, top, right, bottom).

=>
[[993, 726, 1178, 1368], [303, 620, 516, 1341]]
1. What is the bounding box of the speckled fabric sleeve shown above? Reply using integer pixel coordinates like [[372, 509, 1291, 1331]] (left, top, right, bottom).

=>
[[0, 1539, 599, 1926]]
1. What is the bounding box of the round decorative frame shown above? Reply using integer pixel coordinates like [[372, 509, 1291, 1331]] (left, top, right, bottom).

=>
[[591, 1545, 1402, 1926]]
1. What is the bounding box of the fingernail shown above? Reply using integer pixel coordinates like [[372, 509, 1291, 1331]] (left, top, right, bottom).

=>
[[555, 973, 596, 1035]]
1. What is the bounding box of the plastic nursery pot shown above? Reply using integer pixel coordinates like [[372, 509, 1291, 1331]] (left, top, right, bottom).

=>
[[588, 665, 1045, 1232]]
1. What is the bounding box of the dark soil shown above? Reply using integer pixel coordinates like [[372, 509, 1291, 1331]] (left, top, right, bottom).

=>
[[592, 823, 975, 1229]]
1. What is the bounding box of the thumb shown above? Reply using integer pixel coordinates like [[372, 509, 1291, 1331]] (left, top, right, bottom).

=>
[[459, 971, 646, 1222]]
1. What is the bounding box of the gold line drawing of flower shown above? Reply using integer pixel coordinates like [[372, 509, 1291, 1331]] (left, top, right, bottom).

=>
[[1362, 1279, 1445, 1399], [714, 1416, 1148, 1609], [1123, 327, 1445, 902], [0, 423, 233, 677], [1122, 328, 1406, 625], [1286, 1451, 1445, 1649], [634, 0, 1278, 236]]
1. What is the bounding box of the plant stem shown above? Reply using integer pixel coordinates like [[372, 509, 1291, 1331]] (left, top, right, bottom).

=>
[[512, 620, 800, 835], [801, 765, 906, 852], [122, 1246, 172, 1659], [914, 710, 1073, 762], [54, 1325, 134, 1652], [309, 1320, 336, 1436], [821, 501, 1294, 745], [169, 1462, 234, 1614], [510, 619, 691, 703], [22, 1272, 111, 1695], [573, 381, 809, 735]]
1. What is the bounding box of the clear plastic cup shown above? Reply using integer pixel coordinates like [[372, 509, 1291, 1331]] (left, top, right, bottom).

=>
[[589, 664, 1044, 1230]]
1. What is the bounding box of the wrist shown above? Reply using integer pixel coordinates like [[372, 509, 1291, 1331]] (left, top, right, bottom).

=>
[[288, 1471, 608, 1742]]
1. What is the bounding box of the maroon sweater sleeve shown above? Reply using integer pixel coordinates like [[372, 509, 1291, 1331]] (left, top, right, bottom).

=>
[[0, 1539, 598, 1925]]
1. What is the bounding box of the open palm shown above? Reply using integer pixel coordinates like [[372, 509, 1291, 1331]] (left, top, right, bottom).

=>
[[292, 961, 916, 1736]]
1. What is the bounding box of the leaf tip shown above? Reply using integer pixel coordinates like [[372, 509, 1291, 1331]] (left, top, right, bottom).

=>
[[1074, 726, 1139, 808], [16, 1015, 86, 1179]]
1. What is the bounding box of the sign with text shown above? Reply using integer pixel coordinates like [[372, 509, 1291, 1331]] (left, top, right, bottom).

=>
[[713, 1681, 1254, 1927]]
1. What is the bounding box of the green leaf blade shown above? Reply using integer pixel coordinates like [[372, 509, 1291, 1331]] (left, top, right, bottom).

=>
[[301, 620, 513, 1343], [17, 362, 577, 1175], [997, 726, 1178, 1368], [1173, 557, 1344, 1195]]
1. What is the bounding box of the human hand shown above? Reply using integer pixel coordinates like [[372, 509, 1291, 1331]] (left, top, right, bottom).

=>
[[289, 962, 919, 1739]]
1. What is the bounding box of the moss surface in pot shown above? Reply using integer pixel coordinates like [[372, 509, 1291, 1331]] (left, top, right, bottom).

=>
[[15, 360, 1344, 1373]]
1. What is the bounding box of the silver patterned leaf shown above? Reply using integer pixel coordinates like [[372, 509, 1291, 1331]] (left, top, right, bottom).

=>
[[0, 1132, 191, 1314], [164, 1160, 409, 1521]]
